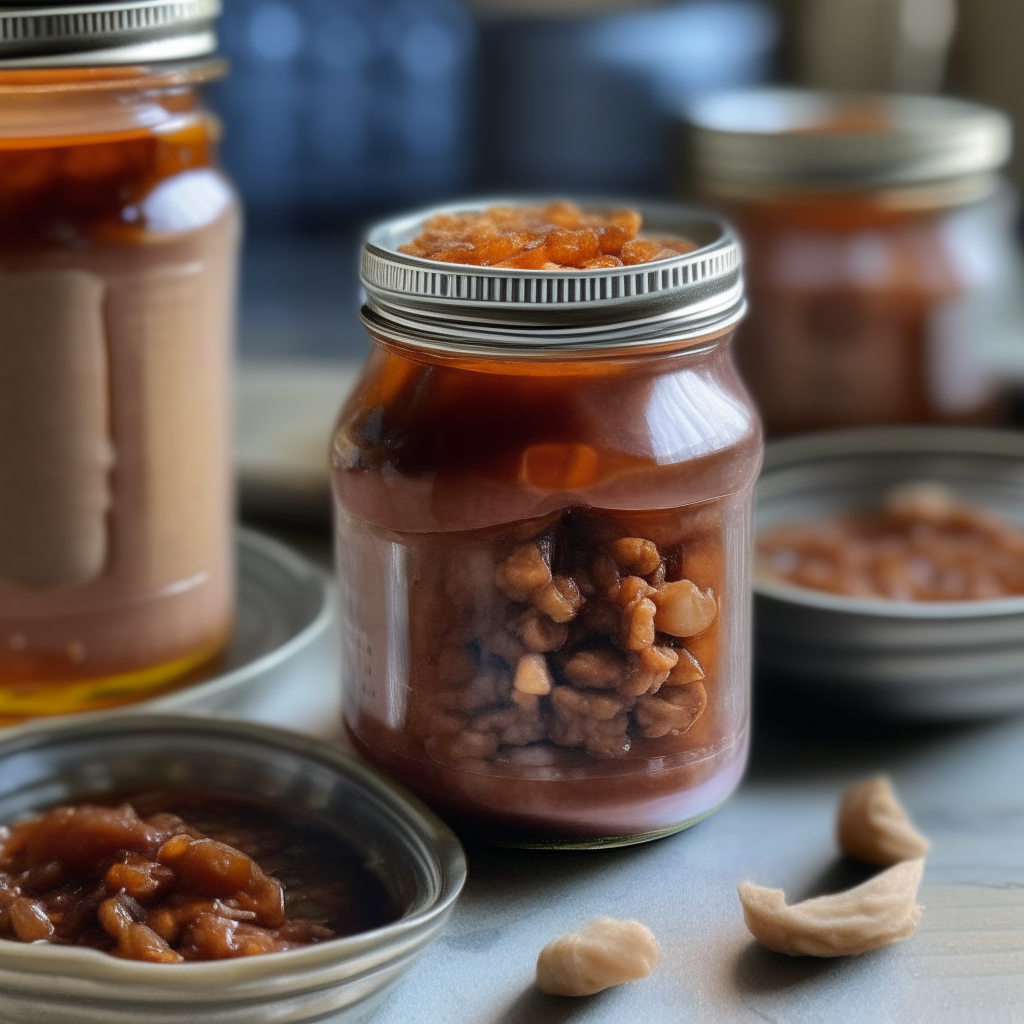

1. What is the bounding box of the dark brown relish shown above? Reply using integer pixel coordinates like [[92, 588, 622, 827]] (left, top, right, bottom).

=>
[[0, 790, 397, 962]]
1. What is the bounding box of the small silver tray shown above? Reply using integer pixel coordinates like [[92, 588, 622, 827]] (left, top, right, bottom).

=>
[[0, 529, 334, 732]]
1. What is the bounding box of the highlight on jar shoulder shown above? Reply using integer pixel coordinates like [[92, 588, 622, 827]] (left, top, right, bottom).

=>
[[332, 198, 763, 847], [0, 2, 239, 721]]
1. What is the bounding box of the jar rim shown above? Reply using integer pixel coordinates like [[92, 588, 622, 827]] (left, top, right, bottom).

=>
[[0, 0, 220, 68], [0, 57, 226, 94], [689, 88, 1012, 196], [361, 198, 746, 357]]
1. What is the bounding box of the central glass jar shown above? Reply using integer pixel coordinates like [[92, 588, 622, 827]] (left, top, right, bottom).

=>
[[332, 201, 762, 847]]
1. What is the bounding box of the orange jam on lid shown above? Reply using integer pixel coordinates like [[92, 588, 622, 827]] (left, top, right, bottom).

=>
[[398, 201, 697, 269]]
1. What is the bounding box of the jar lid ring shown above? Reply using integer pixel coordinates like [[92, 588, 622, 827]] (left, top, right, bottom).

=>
[[0, 0, 221, 67]]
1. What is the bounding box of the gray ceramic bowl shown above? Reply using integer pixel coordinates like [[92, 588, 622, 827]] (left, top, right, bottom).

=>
[[0, 714, 466, 1024], [755, 427, 1024, 719]]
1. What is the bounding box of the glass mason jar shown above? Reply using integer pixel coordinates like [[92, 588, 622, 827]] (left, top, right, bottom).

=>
[[333, 202, 762, 847], [0, 2, 239, 720], [689, 90, 1019, 437]]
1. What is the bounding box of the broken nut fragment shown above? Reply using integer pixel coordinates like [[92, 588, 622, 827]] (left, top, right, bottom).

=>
[[884, 480, 956, 524], [535, 916, 661, 996], [551, 685, 625, 721], [531, 575, 584, 623], [495, 542, 552, 601], [663, 648, 704, 686], [738, 858, 925, 957], [516, 609, 569, 652], [608, 537, 661, 577], [623, 597, 657, 651], [562, 647, 625, 689], [651, 580, 717, 637], [618, 645, 679, 698], [837, 777, 930, 866], [635, 682, 706, 739], [514, 653, 553, 696]]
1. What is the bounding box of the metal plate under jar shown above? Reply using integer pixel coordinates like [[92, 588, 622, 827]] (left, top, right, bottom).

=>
[[754, 427, 1024, 719], [0, 529, 334, 731]]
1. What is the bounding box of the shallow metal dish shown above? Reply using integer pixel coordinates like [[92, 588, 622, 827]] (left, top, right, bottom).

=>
[[0, 713, 466, 1024], [755, 427, 1024, 719]]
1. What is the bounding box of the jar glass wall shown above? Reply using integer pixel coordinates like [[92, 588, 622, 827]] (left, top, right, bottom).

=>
[[0, 63, 240, 719], [730, 189, 1017, 435], [332, 203, 761, 846], [689, 90, 1019, 437]]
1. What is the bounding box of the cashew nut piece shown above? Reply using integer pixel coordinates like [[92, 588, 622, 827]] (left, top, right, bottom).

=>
[[514, 654, 553, 696], [651, 580, 716, 637], [837, 776, 930, 866], [738, 858, 924, 957], [536, 916, 660, 996], [884, 481, 956, 524]]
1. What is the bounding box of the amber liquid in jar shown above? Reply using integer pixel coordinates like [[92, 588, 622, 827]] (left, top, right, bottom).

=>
[[0, 67, 239, 719], [731, 192, 1003, 437], [334, 332, 761, 846]]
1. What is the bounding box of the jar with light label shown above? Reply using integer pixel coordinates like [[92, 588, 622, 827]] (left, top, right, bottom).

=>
[[0, 1, 239, 719], [689, 89, 1018, 436], [332, 200, 762, 846]]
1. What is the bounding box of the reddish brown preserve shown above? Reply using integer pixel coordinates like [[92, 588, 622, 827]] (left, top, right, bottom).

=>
[[0, 792, 395, 961], [758, 482, 1024, 601], [335, 333, 760, 842], [398, 202, 697, 269]]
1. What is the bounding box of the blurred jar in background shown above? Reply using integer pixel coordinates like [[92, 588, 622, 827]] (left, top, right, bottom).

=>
[[797, 0, 957, 93], [473, 0, 777, 197], [689, 89, 1019, 436], [0, 2, 239, 719]]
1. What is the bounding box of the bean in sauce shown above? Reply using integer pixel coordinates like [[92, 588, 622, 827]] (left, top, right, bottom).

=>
[[0, 791, 396, 962], [758, 482, 1024, 601]]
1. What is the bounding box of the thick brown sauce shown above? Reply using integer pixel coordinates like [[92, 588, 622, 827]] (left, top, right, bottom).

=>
[[0, 790, 396, 961]]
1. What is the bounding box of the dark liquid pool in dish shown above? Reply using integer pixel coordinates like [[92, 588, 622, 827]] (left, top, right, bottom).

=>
[[0, 789, 398, 962]]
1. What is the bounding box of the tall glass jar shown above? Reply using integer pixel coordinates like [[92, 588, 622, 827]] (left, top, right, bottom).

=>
[[689, 90, 1019, 436], [0, 2, 239, 720], [332, 202, 762, 847]]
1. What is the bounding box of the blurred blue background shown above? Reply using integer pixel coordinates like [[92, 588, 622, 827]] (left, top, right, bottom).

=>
[[217, 0, 1024, 363], [214, 0, 779, 359]]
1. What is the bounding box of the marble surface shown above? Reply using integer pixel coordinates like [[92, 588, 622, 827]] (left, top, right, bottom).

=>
[[252, 624, 1024, 1024]]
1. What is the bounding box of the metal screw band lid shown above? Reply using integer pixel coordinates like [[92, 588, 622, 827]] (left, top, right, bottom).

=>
[[360, 199, 746, 356], [688, 88, 1012, 196], [0, 0, 221, 67]]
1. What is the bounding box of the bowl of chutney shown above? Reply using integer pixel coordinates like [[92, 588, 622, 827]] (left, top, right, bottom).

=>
[[0, 713, 466, 1024], [754, 427, 1024, 719]]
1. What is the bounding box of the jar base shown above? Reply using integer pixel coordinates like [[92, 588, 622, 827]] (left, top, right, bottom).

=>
[[347, 720, 748, 849], [453, 803, 724, 850]]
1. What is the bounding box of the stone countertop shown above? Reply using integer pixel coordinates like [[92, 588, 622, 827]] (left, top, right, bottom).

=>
[[365, 706, 1024, 1024], [258, 619, 1024, 1024]]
